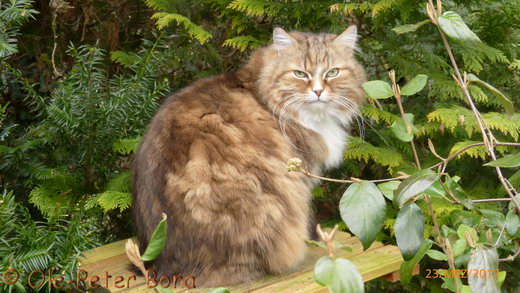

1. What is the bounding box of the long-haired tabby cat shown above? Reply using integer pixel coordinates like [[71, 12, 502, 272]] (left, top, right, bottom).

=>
[[132, 25, 366, 287]]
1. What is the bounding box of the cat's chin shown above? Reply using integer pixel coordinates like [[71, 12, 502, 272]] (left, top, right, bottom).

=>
[[306, 100, 328, 109]]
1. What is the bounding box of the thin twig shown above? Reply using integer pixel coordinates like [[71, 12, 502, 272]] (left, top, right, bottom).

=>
[[389, 70, 422, 169], [428, 142, 520, 169], [298, 167, 408, 183], [499, 245, 520, 262]]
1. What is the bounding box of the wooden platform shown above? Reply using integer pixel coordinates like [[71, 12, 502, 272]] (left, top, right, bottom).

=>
[[80, 232, 415, 292]]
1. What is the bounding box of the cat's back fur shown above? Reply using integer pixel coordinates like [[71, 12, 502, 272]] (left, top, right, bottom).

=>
[[133, 27, 365, 287]]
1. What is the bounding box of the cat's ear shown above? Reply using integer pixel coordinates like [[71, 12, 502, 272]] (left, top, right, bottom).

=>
[[273, 27, 295, 52], [334, 25, 358, 50]]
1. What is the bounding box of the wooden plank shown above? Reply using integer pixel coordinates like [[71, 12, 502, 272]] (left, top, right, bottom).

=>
[[81, 238, 134, 266], [381, 264, 420, 282], [80, 232, 409, 292]]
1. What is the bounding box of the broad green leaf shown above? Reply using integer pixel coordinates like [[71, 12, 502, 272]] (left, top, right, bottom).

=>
[[442, 225, 456, 238], [468, 246, 500, 293], [498, 271, 506, 288], [390, 121, 413, 142], [395, 169, 440, 208], [141, 213, 168, 261], [377, 181, 400, 201], [340, 181, 386, 250], [442, 272, 464, 292], [392, 19, 432, 35], [400, 240, 432, 285], [509, 194, 520, 210], [389, 113, 416, 142], [450, 210, 482, 227], [438, 11, 481, 43], [424, 181, 446, 198], [505, 210, 519, 235], [207, 289, 230, 293], [467, 74, 514, 115], [483, 153, 520, 168], [453, 239, 467, 257], [400, 75, 428, 96], [457, 224, 476, 240], [362, 80, 393, 100], [444, 176, 477, 211], [426, 249, 448, 261], [395, 203, 424, 260], [314, 256, 364, 293], [480, 209, 506, 228]]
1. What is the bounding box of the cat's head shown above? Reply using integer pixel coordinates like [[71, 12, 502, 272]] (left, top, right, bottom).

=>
[[255, 26, 366, 130]]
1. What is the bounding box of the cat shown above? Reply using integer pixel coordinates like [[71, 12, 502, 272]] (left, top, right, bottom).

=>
[[132, 25, 366, 287]]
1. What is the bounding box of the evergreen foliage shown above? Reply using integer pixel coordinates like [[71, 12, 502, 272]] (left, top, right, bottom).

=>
[[0, 191, 99, 292]]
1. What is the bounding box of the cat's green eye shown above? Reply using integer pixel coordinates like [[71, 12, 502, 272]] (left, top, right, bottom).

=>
[[293, 70, 308, 78], [326, 68, 339, 77]]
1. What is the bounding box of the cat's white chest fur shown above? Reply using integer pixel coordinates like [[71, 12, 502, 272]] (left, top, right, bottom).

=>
[[299, 111, 349, 169]]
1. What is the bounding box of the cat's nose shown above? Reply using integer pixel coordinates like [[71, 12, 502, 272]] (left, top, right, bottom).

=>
[[314, 89, 323, 97]]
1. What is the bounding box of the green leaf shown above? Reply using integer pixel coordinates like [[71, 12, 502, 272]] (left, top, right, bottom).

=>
[[483, 153, 520, 168], [444, 176, 477, 211], [468, 246, 500, 293], [395, 203, 424, 260], [305, 239, 327, 249], [207, 288, 230, 293], [450, 210, 482, 227], [389, 113, 416, 142], [453, 239, 467, 257], [498, 271, 506, 288], [441, 271, 464, 292], [400, 240, 432, 285], [457, 224, 476, 240], [340, 181, 386, 250], [377, 181, 401, 201], [509, 194, 520, 210], [392, 19, 432, 34], [314, 256, 364, 293], [426, 249, 448, 261], [467, 74, 514, 115], [505, 210, 519, 235], [395, 169, 440, 208], [480, 209, 506, 228], [424, 181, 446, 198], [362, 80, 393, 100], [438, 11, 481, 43], [400, 75, 428, 96], [141, 213, 168, 261]]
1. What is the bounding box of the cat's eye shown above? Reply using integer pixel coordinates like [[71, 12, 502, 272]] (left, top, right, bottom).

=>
[[326, 68, 339, 77], [293, 70, 308, 78]]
